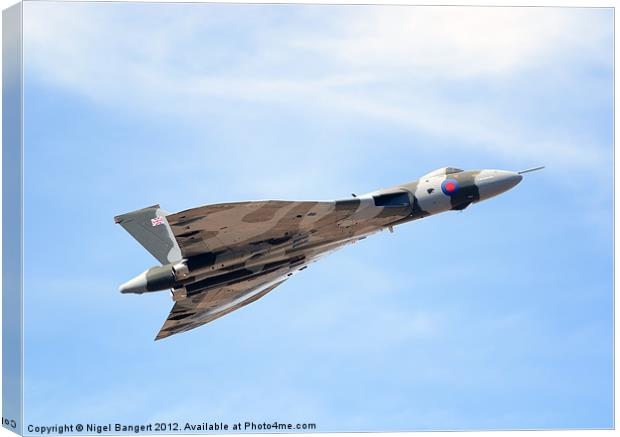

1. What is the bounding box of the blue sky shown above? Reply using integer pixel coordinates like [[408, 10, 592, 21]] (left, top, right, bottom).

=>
[[20, 2, 612, 432]]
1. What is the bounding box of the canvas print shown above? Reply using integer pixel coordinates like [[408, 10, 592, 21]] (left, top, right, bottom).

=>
[[2, 1, 614, 434]]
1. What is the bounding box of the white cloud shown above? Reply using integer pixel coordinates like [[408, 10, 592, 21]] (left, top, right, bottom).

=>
[[23, 3, 612, 170], [293, 7, 610, 77]]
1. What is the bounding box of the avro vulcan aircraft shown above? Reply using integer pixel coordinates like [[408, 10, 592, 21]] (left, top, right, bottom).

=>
[[116, 166, 543, 340]]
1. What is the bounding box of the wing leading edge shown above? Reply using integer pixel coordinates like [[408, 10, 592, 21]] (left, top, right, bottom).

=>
[[155, 272, 291, 340]]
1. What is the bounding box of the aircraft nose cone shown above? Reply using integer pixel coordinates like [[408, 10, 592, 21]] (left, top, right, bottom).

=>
[[476, 170, 522, 201], [496, 170, 523, 190]]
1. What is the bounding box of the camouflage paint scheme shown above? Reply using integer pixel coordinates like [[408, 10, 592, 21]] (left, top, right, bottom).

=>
[[115, 167, 526, 340]]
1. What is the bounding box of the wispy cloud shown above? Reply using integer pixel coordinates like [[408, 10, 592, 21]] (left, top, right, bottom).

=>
[[24, 4, 612, 171], [292, 7, 611, 77]]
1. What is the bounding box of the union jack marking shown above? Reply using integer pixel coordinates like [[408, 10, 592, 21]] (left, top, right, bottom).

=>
[[151, 217, 165, 227]]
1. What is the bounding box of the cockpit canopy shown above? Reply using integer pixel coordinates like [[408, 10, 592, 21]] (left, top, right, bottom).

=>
[[421, 167, 464, 179]]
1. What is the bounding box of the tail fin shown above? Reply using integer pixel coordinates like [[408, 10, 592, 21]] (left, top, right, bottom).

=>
[[114, 204, 182, 264]]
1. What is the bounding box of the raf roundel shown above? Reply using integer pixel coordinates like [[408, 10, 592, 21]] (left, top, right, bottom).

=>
[[441, 178, 459, 196]]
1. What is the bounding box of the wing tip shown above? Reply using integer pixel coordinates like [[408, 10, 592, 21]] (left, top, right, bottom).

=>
[[155, 331, 170, 341]]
